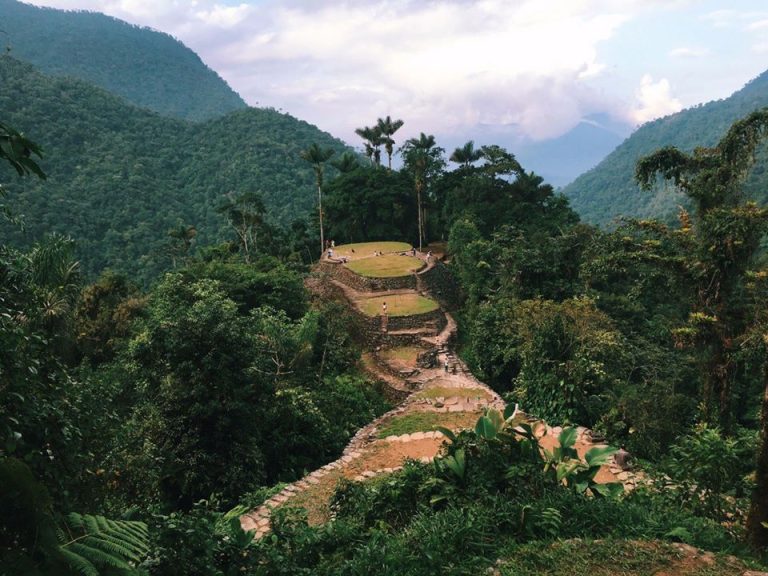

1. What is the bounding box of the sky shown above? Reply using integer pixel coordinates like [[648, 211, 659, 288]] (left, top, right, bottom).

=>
[[23, 0, 768, 146]]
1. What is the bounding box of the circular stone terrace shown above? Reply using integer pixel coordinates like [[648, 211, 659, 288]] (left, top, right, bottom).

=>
[[336, 241, 425, 278], [332, 242, 439, 316]]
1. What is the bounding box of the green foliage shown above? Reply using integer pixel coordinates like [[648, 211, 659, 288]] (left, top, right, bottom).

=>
[[664, 425, 756, 519], [0, 57, 349, 283], [0, 120, 46, 178], [0, 0, 247, 121], [471, 297, 626, 425], [324, 167, 417, 244], [439, 167, 578, 240], [58, 512, 149, 576], [143, 500, 257, 576], [74, 271, 144, 364], [92, 262, 386, 508], [179, 257, 307, 319], [541, 427, 622, 498], [0, 458, 149, 576]]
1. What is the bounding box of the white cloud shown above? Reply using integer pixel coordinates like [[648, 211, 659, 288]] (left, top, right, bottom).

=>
[[669, 46, 709, 58], [22, 0, 760, 144], [194, 4, 252, 28], [748, 18, 768, 30], [23, 0, 638, 142], [701, 9, 738, 28], [631, 74, 682, 125]]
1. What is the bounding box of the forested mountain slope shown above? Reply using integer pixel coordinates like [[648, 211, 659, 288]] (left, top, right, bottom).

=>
[[0, 0, 247, 121], [563, 69, 768, 225], [0, 57, 349, 281]]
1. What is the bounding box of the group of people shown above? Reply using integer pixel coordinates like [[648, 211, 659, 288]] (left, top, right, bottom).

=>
[[325, 243, 437, 266]]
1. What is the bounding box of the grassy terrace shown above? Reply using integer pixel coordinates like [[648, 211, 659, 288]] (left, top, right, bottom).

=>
[[380, 346, 423, 368], [357, 293, 439, 317], [346, 254, 424, 277], [334, 241, 412, 260], [415, 386, 492, 401], [376, 411, 479, 438]]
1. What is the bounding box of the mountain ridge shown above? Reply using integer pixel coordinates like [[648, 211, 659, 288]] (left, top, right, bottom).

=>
[[563, 68, 768, 225], [0, 0, 247, 121], [0, 56, 349, 282]]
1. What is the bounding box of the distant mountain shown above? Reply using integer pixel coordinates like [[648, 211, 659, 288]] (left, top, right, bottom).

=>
[[0, 0, 247, 121], [562, 70, 768, 226], [438, 114, 630, 188], [0, 57, 348, 282]]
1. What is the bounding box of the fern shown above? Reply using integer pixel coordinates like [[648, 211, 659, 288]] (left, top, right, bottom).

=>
[[58, 512, 149, 576]]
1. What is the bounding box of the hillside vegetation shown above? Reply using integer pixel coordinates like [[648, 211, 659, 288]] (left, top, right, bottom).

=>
[[4, 93, 768, 573], [0, 57, 350, 282], [0, 0, 247, 121], [564, 69, 768, 225]]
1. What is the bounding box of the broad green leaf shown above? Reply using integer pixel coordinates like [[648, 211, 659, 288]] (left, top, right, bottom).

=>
[[558, 427, 577, 450], [475, 416, 497, 439], [444, 449, 466, 479], [574, 480, 589, 494], [585, 445, 617, 467], [503, 403, 517, 420], [435, 426, 457, 443], [556, 460, 581, 482], [592, 482, 624, 499], [488, 409, 503, 431]]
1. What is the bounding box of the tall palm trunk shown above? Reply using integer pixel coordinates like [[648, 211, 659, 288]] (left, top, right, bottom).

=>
[[747, 363, 768, 549], [416, 179, 424, 251], [318, 183, 324, 258]]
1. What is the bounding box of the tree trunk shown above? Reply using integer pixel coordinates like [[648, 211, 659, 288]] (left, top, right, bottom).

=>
[[318, 184, 324, 259], [416, 180, 423, 252], [747, 363, 768, 549]]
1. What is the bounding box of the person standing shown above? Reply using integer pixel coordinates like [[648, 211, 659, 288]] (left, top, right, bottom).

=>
[[381, 301, 388, 332]]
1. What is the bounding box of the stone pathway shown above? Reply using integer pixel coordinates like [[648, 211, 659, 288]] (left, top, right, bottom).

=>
[[241, 247, 647, 537]]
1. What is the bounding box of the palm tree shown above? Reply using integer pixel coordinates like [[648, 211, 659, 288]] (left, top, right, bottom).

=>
[[331, 151, 360, 174], [400, 133, 445, 251], [355, 125, 384, 166], [0, 121, 45, 179], [376, 116, 404, 170], [449, 140, 483, 168], [300, 143, 335, 257]]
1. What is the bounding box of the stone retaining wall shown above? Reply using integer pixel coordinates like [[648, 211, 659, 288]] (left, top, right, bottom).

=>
[[360, 366, 411, 404], [350, 306, 446, 346], [385, 308, 445, 332], [318, 260, 419, 292], [418, 260, 462, 310], [378, 330, 432, 347]]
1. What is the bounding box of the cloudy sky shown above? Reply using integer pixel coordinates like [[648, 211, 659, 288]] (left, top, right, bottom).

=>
[[24, 0, 768, 145]]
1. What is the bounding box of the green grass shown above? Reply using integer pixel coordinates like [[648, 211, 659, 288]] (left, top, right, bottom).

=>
[[358, 294, 439, 317], [496, 539, 746, 576], [380, 346, 423, 366], [346, 254, 424, 278], [414, 386, 491, 401], [376, 411, 478, 438], [334, 242, 412, 259]]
